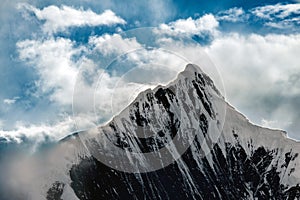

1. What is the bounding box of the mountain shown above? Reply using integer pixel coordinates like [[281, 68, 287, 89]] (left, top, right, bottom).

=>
[[21, 64, 300, 199]]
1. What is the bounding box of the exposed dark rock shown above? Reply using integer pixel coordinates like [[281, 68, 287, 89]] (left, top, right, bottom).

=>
[[46, 182, 65, 200], [69, 140, 300, 200]]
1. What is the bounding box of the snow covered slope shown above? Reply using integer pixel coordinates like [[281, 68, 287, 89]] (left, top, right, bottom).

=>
[[22, 64, 300, 199]]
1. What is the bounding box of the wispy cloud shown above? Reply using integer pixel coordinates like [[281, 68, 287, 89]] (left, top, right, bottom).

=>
[[251, 3, 300, 29], [3, 97, 19, 105], [217, 7, 246, 22], [214, 4, 300, 29], [0, 116, 75, 144], [261, 118, 292, 130], [17, 3, 126, 34], [251, 3, 300, 19]]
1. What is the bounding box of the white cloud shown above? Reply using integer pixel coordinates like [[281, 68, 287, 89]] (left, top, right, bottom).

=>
[[262, 119, 292, 130], [18, 3, 126, 34], [251, 3, 300, 19], [0, 117, 75, 144], [17, 38, 84, 105], [157, 14, 219, 36], [89, 33, 142, 56], [217, 7, 246, 22], [3, 97, 19, 105], [206, 33, 300, 88], [251, 3, 300, 28], [3, 99, 15, 105], [15, 34, 147, 131], [204, 33, 300, 137]]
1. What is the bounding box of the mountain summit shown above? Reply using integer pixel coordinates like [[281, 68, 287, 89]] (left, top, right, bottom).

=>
[[20, 64, 300, 199]]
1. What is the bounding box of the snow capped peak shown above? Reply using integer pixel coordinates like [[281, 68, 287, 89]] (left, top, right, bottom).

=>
[[182, 63, 203, 75], [64, 63, 299, 199], [12, 63, 300, 200]]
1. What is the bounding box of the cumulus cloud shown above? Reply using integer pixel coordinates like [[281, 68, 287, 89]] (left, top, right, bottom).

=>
[[15, 33, 143, 132], [17, 3, 126, 34], [157, 14, 219, 36], [89, 33, 142, 56], [204, 33, 300, 139], [17, 37, 84, 105]]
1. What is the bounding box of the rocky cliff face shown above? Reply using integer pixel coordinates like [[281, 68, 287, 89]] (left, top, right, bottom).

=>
[[45, 64, 300, 200]]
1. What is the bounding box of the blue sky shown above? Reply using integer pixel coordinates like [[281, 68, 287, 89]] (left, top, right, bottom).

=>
[[0, 0, 300, 148]]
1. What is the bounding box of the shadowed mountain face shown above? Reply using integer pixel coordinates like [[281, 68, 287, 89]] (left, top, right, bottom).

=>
[[45, 64, 300, 200], [68, 144, 300, 200]]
